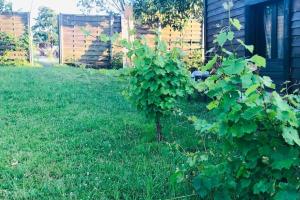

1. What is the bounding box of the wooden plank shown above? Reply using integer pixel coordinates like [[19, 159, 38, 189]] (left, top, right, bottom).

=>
[[62, 26, 110, 33], [62, 35, 101, 42], [63, 55, 109, 60], [63, 50, 110, 56], [62, 42, 110, 48], [0, 27, 26, 33]]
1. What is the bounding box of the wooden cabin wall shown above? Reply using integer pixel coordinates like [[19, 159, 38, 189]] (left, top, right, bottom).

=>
[[291, 0, 300, 82], [205, 0, 245, 58], [205, 0, 299, 84]]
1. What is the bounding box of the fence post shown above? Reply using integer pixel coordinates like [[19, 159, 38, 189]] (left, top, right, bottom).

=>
[[109, 14, 114, 66], [121, 6, 134, 68], [201, 19, 205, 62], [28, 12, 33, 64], [59, 14, 64, 64]]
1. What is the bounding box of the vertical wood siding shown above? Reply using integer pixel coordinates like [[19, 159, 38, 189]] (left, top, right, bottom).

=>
[[205, 0, 245, 58], [291, 0, 300, 81], [205, 0, 299, 83]]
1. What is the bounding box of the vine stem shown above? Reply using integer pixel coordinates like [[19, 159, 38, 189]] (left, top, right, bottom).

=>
[[165, 194, 198, 200], [155, 115, 163, 142]]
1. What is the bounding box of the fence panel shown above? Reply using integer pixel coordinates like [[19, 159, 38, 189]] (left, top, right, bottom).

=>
[[0, 12, 32, 62], [59, 14, 121, 68], [136, 20, 204, 59], [59, 14, 203, 68]]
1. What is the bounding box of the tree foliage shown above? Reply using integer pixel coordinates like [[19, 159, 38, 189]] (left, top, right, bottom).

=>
[[183, 50, 203, 70], [77, 0, 133, 14], [120, 35, 193, 141], [32, 7, 58, 47], [77, 0, 203, 30], [0, 32, 20, 54], [0, 0, 12, 14], [0, 31, 30, 65], [133, 0, 203, 30]]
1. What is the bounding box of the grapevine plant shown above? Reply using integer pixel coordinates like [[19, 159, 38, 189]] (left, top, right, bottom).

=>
[[120, 36, 193, 141], [187, 17, 300, 199]]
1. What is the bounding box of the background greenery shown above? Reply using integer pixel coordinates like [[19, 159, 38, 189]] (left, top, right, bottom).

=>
[[77, 0, 203, 30], [0, 0, 12, 14], [0, 32, 30, 66], [32, 6, 59, 48]]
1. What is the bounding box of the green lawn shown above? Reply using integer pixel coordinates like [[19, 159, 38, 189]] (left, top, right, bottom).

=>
[[0, 67, 207, 200]]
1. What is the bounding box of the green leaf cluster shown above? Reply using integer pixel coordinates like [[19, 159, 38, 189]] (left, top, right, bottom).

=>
[[183, 50, 204, 70], [133, 0, 203, 30], [190, 18, 300, 199], [32, 6, 58, 46], [0, 0, 12, 14], [0, 32, 29, 53], [121, 36, 193, 139], [0, 31, 30, 65]]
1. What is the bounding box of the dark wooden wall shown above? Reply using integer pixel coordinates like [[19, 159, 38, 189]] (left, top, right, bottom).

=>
[[205, 0, 245, 57], [292, 0, 300, 81], [0, 12, 32, 62], [205, 0, 299, 83]]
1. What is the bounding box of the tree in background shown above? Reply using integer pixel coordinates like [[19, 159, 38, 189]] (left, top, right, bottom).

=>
[[77, 0, 203, 30], [0, 0, 12, 13], [134, 0, 203, 30], [32, 7, 58, 49], [77, 0, 133, 14], [133, 0, 203, 30]]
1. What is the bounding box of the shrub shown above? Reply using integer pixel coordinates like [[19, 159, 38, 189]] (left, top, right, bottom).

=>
[[178, 16, 300, 199], [183, 49, 203, 71], [111, 52, 123, 69], [0, 32, 29, 52], [121, 35, 193, 141], [0, 32, 19, 54], [0, 31, 30, 66]]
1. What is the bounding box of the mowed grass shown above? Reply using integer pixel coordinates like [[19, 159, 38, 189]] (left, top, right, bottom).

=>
[[0, 67, 207, 200]]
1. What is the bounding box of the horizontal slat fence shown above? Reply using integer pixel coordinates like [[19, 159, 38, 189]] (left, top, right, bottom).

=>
[[136, 20, 203, 59], [59, 14, 203, 68], [59, 14, 121, 68], [0, 12, 32, 62]]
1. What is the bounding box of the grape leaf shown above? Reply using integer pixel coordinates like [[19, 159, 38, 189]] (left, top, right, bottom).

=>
[[250, 55, 266, 68], [282, 126, 300, 146]]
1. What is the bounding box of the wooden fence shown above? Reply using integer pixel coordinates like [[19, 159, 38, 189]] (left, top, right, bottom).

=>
[[136, 20, 203, 58], [59, 14, 121, 68], [0, 12, 32, 62], [59, 14, 203, 68]]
